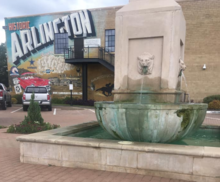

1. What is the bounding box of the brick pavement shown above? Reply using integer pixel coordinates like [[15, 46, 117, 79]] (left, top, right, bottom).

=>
[[0, 127, 193, 182], [204, 114, 220, 126], [0, 106, 218, 182], [0, 106, 97, 127]]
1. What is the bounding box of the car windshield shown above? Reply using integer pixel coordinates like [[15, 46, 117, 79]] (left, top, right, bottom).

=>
[[26, 87, 47, 93], [0, 85, 3, 90]]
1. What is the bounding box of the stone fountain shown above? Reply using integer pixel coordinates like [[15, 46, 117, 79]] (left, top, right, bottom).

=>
[[95, 0, 207, 143], [17, 0, 220, 181]]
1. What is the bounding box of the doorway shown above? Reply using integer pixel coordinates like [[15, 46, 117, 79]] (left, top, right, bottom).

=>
[[74, 38, 84, 59]]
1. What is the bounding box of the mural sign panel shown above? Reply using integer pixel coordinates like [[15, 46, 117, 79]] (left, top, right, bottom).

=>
[[14, 84, 22, 94], [7, 10, 94, 65], [84, 38, 101, 47]]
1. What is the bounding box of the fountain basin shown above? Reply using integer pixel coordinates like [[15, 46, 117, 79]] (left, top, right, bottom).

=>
[[95, 102, 208, 143], [16, 121, 220, 182]]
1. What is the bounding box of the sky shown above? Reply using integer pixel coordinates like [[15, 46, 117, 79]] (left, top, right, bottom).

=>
[[0, 0, 129, 44]]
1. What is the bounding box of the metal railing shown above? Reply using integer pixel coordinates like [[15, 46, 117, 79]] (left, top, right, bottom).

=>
[[64, 46, 115, 65]]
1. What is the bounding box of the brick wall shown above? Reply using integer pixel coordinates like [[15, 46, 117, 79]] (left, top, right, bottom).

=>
[[178, 0, 220, 102]]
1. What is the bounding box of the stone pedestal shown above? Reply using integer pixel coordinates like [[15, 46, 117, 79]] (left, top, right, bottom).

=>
[[114, 0, 186, 103]]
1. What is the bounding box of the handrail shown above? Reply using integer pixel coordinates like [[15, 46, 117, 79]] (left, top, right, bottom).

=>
[[64, 46, 114, 65]]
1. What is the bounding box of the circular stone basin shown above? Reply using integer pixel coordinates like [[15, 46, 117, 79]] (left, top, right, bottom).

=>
[[94, 102, 208, 143]]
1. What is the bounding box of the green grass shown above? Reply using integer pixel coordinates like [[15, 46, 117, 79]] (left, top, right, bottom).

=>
[[0, 126, 7, 129]]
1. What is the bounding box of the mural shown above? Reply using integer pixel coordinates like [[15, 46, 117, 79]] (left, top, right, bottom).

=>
[[87, 64, 114, 101], [37, 55, 74, 75], [10, 66, 19, 76], [8, 62, 82, 97], [5, 7, 117, 100], [7, 10, 95, 65], [5, 9, 94, 97], [13, 72, 49, 94], [96, 83, 114, 97]]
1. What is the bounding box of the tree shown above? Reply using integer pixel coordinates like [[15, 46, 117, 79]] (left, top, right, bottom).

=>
[[23, 93, 44, 124], [0, 43, 8, 86]]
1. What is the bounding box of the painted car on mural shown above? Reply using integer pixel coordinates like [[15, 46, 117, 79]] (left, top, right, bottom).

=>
[[12, 72, 50, 94], [18, 72, 49, 89], [0, 83, 12, 110]]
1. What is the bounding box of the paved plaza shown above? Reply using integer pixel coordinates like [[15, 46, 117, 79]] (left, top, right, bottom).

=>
[[0, 105, 218, 182]]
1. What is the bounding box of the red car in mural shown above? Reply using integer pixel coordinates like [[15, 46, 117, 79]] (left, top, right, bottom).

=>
[[17, 72, 49, 89]]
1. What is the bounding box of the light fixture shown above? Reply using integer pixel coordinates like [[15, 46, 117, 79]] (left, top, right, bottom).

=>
[[203, 64, 206, 70]]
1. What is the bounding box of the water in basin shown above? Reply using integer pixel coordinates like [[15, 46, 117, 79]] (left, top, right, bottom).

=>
[[67, 125, 220, 147]]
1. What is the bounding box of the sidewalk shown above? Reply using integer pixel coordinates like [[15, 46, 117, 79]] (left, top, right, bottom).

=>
[[0, 107, 218, 182]]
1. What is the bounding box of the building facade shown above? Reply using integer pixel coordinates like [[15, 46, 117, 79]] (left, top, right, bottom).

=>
[[4, 6, 120, 101], [4, 0, 220, 102], [178, 0, 220, 102]]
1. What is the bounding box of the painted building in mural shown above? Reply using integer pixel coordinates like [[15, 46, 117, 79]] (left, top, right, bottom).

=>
[[4, 6, 118, 101]]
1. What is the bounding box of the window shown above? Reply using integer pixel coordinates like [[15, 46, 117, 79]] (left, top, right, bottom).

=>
[[54, 33, 69, 54], [105, 29, 115, 52], [26, 87, 47, 93]]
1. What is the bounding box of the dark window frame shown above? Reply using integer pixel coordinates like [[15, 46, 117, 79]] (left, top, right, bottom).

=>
[[105, 29, 115, 52], [25, 87, 47, 93], [54, 33, 69, 54]]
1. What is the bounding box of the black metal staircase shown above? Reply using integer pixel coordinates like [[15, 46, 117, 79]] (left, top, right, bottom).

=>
[[64, 46, 114, 72]]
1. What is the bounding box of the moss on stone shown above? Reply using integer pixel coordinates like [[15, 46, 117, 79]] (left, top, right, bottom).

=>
[[97, 108, 103, 124], [111, 129, 123, 140], [176, 109, 192, 130]]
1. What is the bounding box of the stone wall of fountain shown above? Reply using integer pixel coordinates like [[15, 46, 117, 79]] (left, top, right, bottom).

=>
[[95, 0, 208, 143], [113, 0, 186, 104]]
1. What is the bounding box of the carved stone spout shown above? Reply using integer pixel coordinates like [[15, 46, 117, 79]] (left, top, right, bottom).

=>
[[137, 52, 154, 75], [179, 58, 186, 77]]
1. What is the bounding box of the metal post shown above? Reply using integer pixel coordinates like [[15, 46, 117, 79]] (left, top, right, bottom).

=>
[[82, 64, 88, 101], [71, 90, 73, 105], [88, 46, 89, 58], [103, 48, 105, 60], [69, 81, 73, 105]]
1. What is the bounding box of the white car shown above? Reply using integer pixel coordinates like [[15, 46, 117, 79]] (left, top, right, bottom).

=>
[[22, 86, 52, 111]]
